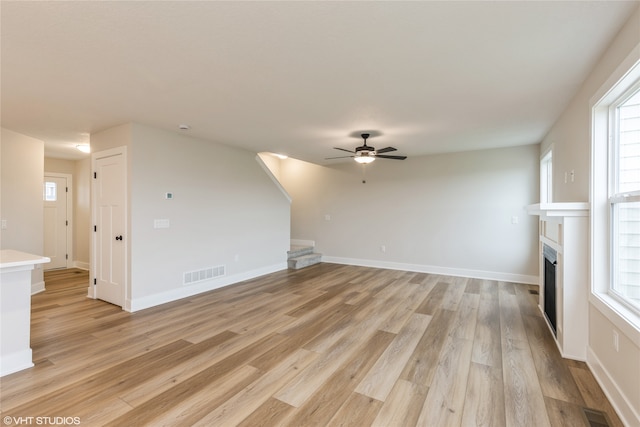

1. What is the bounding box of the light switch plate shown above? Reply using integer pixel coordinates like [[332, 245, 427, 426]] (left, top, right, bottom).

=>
[[154, 219, 170, 229]]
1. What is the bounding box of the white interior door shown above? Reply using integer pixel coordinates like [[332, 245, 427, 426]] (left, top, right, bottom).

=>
[[94, 151, 126, 307], [43, 175, 69, 270]]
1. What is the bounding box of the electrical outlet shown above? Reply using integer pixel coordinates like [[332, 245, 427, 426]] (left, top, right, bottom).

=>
[[613, 330, 619, 352], [380, 245, 386, 253]]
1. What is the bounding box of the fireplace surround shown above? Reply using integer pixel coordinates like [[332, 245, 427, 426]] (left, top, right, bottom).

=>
[[543, 244, 557, 337], [526, 202, 589, 361]]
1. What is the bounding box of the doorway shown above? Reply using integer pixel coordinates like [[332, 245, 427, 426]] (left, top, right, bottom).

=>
[[91, 147, 127, 308], [43, 173, 72, 270]]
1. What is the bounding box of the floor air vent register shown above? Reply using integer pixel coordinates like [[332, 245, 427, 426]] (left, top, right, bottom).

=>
[[183, 265, 225, 285], [583, 407, 611, 427]]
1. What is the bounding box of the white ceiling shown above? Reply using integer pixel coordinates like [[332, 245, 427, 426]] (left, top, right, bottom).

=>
[[1, 1, 638, 163]]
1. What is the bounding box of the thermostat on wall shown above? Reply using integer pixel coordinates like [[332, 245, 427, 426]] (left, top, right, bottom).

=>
[[165, 192, 173, 199]]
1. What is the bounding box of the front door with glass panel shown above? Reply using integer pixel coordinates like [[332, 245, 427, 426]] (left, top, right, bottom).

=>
[[43, 175, 69, 270]]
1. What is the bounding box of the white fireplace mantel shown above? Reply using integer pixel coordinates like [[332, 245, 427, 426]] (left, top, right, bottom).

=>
[[526, 202, 590, 218], [526, 202, 590, 361]]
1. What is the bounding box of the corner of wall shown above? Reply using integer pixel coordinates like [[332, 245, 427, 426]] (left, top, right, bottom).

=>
[[587, 346, 640, 427], [256, 154, 292, 203]]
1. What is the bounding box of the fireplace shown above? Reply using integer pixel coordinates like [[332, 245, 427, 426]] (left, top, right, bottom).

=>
[[526, 202, 588, 360], [543, 244, 557, 337]]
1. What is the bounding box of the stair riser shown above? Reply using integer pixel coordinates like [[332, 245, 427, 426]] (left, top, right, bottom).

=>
[[288, 254, 322, 270], [287, 247, 314, 259]]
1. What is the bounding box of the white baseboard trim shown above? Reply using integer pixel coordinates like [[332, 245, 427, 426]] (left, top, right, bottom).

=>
[[291, 239, 315, 248], [321, 256, 538, 285], [127, 262, 288, 313], [587, 346, 640, 427], [0, 349, 34, 377], [31, 280, 45, 295], [73, 261, 90, 270]]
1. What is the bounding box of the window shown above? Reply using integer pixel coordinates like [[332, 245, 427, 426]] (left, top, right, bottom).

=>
[[610, 86, 640, 311], [540, 148, 553, 203], [592, 52, 640, 325], [44, 181, 57, 201]]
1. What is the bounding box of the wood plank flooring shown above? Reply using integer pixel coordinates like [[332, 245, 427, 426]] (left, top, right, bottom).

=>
[[0, 265, 624, 426]]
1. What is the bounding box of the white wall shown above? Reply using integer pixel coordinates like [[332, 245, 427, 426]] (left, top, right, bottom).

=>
[[44, 157, 75, 175], [279, 144, 539, 283], [91, 123, 133, 153], [258, 153, 283, 181], [542, 7, 640, 203], [540, 5, 640, 425], [92, 123, 291, 311], [74, 158, 91, 268], [1, 128, 46, 287]]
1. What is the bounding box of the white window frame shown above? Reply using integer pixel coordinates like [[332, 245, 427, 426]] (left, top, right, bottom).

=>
[[43, 181, 57, 201], [540, 146, 553, 204], [608, 84, 640, 314], [591, 47, 640, 331]]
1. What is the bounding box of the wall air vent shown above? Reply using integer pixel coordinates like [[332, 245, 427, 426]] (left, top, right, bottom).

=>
[[183, 265, 225, 285]]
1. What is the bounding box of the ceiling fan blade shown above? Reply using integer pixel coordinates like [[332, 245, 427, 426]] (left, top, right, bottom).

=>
[[325, 155, 355, 160], [375, 146, 397, 154], [375, 154, 407, 160], [333, 147, 355, 153]]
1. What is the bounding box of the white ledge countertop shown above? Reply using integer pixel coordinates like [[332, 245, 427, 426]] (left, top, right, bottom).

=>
[[525, 202, 590, 217], [0, 249, 50, 269]]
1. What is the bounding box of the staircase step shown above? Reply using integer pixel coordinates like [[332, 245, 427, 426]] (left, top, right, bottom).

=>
[[288, 253, 322, 270], [287, 245, 314, 259]]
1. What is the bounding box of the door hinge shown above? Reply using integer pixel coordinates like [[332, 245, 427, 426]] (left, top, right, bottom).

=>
[[66, 220, 68, 226], [94, 278, 97, 285], [66, 254, 68, 260], [94, 172, 97, 179], [94, 225, 97, 232], [66, 187, 68, 193]]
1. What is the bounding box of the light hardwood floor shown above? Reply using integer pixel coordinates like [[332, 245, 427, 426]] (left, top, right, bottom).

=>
[[0, 265, 624, 426]]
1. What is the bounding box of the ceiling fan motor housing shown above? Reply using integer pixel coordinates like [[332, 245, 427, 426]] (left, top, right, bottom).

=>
[[355, 146, 375, 154]]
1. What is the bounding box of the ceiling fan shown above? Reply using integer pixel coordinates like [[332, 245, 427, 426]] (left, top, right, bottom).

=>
[[326, 133, 407, 163]]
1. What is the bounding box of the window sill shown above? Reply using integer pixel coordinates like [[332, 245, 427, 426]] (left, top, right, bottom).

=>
[[590, 292, 640, 347]]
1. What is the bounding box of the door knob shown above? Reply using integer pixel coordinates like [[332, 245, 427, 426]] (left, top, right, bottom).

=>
[[115, 235, 123, 241]]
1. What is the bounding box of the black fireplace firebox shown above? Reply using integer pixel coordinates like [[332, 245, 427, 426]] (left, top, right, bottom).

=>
[[543, 244, 558, 337]]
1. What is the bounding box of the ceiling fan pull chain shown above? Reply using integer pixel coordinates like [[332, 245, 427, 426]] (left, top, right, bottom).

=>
[[362, 164, 367, 184]]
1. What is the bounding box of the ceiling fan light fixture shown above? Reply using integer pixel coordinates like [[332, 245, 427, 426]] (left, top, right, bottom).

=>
[[76, 144, 90, 153], [327, 132, 405, 163], [354, 153, 375, 164]]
